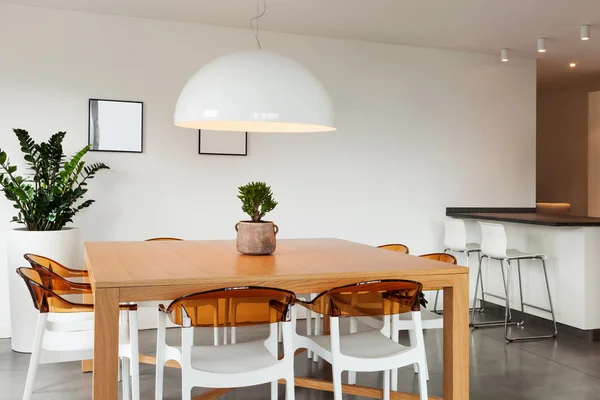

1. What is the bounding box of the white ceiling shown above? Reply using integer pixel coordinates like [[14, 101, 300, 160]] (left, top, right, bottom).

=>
[[3, 0, 600, 87]]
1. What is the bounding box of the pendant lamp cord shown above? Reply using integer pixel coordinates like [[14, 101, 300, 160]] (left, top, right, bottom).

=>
[[250, 0, 267, 50]]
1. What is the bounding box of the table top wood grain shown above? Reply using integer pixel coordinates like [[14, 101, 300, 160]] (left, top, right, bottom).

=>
[[85, 238, 467, 289]]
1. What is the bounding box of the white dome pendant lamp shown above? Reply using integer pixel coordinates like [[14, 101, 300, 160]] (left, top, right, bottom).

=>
[[174, 1, 335, 133]]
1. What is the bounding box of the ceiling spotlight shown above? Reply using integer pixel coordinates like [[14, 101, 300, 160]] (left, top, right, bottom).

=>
[[501, 48, 509, 62], [570, 63, 577, 68], [537, 38, 547, 53], [581, 25, 591, 40]]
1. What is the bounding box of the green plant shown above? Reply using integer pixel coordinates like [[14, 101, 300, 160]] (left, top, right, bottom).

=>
[[0, 129, 109, 231], [237, 181, 278, 222]]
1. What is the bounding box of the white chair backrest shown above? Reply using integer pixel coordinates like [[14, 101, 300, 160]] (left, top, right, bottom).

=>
[[478, 222, 508, 259], [443, 218, 468, 251]]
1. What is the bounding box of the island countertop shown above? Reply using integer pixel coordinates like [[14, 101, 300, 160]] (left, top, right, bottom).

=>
[[446, 207, 600, 227]]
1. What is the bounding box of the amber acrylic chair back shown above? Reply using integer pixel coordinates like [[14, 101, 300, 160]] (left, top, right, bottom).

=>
[[299, 280, 423, 318], [24, 253, 88, 279], [21, 264, 91, 296], [145, 237, 183, 241], [419, 253, 457, 264], [377, 244, 410, 254], [16, 267, 94, 314], [164, 287, 296, 328]]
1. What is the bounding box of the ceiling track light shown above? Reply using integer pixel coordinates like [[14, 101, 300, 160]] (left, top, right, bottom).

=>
[[537, 38, 547, 53], [581, 25, 591, 40], [500, 48, 509, 62]]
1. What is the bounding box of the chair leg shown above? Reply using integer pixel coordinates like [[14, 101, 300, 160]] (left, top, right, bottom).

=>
[[332, 368, 343, 400], [155, 313, 167, 400], [416, 360, 429, 400], [391, 367, 398, 392], [305, 309, 313, 359], [408, 327, 429, 380], [23, 313, 47, 400], [271, 380, 278, 400], [313, 315, 321, 363], [347, 317, 358, 384], [122, 357, 131, 400], [129, 310, 140, 400], [383, 370, 391, 400], [285, 375, 295, 400], [182, 385, 192, 400]]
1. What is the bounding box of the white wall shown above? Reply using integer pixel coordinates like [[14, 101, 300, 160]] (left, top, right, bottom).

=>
[[0, 4, 537, 336]]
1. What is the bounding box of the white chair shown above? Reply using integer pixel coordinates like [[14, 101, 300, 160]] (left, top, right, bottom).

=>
[[293, 280, 429, 400], [17, 267, 139, 400], [471, 222, 558, 341], [155, 287, 296, 400], [354, 253, 453, 386], [441, 218, 482, 312]]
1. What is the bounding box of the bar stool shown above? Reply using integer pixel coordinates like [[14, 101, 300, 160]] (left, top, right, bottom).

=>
[[471, 222, 558, 342], [440, 218, 482, 313]]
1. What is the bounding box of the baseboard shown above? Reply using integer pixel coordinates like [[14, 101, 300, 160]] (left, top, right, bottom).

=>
[[480, 300, 600, 342]]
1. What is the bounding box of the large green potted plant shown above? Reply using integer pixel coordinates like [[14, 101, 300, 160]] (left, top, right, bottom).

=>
[[0, 129, 108, 352], [235, 182, 279, 255]]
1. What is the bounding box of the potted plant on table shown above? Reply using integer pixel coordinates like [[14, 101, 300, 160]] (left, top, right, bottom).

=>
[[236, 182, 279, 255], [0, 129, 109, 352]]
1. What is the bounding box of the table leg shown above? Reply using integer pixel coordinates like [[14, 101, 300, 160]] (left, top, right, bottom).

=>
[[443, 274, 470, 399], [93, 287, 120, 399]]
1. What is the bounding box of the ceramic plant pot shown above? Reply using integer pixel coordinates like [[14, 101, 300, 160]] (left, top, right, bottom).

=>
[[235, 221, 279, 255]]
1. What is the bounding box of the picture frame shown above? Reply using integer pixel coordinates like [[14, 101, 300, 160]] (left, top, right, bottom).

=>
[[198, 130, 248, 156], [88, 98, 143, 153]]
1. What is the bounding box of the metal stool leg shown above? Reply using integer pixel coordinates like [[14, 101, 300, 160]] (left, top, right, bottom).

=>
[[505, 257, 558, 341], [516, 260, 525, 326], [476, 251, 485, 312], [470, 254, 484, 325], [472, 257, 520, 328]]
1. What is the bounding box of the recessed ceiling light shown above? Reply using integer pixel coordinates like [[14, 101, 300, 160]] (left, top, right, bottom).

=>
[[581, 25, 591, 41], [537, 38, 547, 53], [570, 63, 577, 68], [500, 48, 509, 62]]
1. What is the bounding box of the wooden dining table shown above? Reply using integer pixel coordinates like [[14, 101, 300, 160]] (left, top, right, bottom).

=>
[[85, 238, 469, 400]]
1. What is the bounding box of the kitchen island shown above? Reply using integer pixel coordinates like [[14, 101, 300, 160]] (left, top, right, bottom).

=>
[[446, 207, 600, 339]]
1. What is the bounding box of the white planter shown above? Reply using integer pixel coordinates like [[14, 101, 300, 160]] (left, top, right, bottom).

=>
[[6, 227, 82, 353]]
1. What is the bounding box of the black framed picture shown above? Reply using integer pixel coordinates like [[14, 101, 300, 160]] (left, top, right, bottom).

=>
[[88, 99, 143, 153], [198, 130, 248, 156]]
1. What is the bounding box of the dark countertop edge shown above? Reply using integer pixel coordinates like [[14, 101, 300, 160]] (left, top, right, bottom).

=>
[[446, 212, 589, 227], [446, 208, 600, 227], [446, 207, 536, 214]]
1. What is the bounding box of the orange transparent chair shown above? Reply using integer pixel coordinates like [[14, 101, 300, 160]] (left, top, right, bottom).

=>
[[24, 253, 88, 280], [377, 244, 410, 254], [155, 287, 297, 400], [356, 253, 455, 386], [16, 267, 139, 400], [311, 242, 410, 363], [293, 280, 428, 400], [145, 237, 240, 347]]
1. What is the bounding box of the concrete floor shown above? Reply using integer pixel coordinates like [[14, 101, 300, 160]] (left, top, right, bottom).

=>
[[2, 316, 600, 399]]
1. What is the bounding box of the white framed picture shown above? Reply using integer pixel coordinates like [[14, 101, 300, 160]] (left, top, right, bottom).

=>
[[88, 99, 143, 153], [198, 130, 248, 156]]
